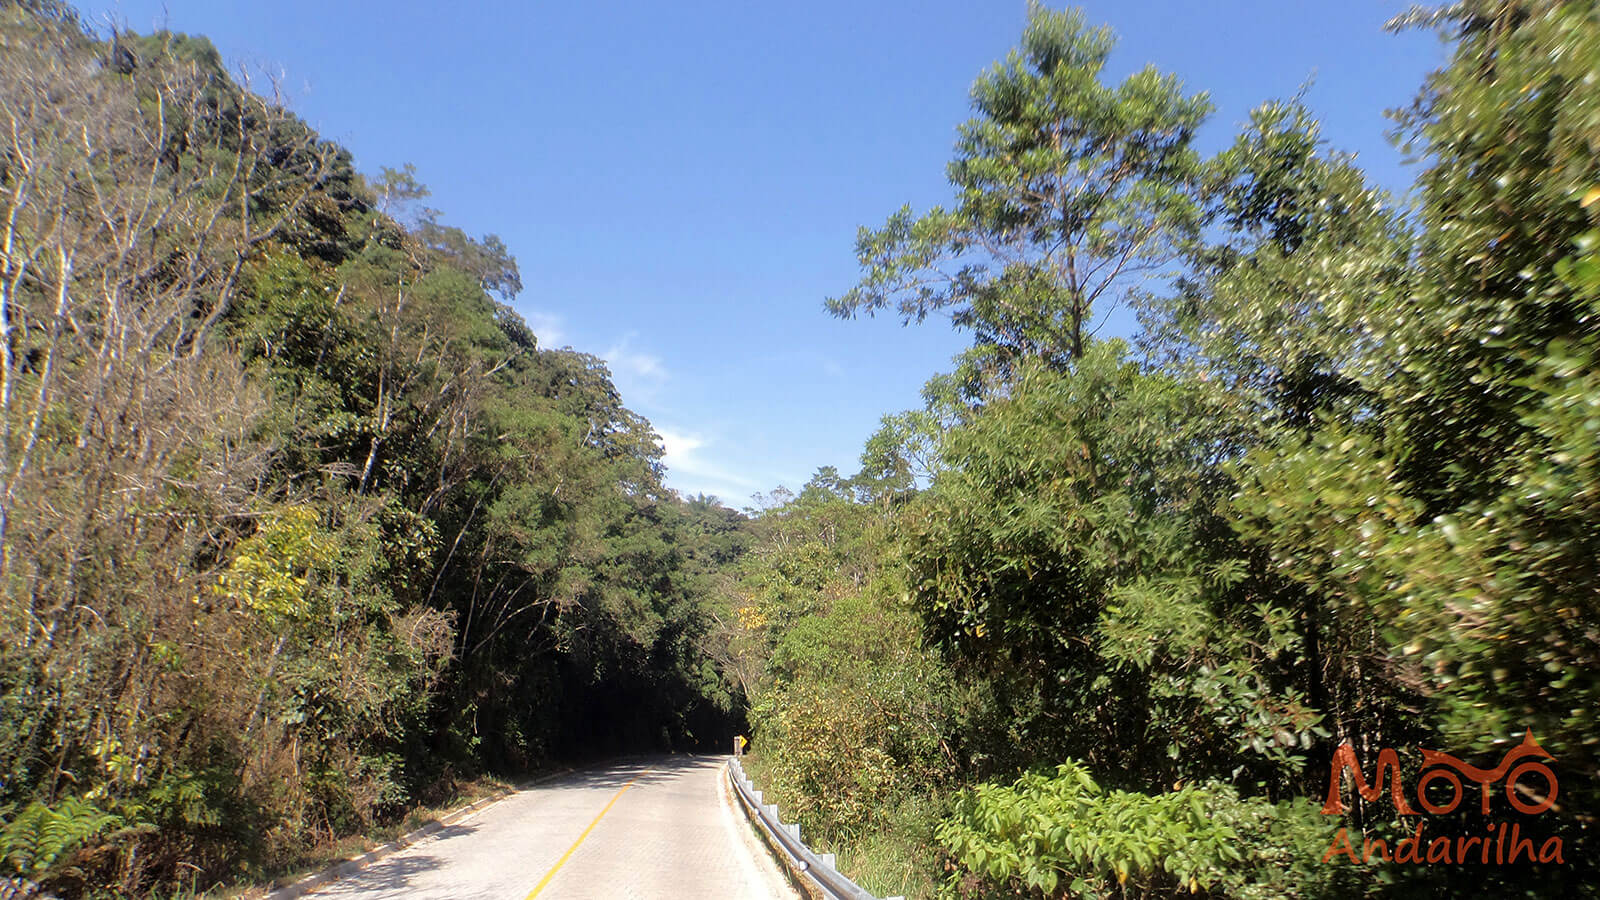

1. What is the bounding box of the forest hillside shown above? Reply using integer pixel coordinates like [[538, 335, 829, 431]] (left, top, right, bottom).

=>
[[0, 3, 751, 894]]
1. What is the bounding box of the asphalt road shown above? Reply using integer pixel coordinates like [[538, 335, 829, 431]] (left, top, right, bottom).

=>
[[307, 755, 798, 900]]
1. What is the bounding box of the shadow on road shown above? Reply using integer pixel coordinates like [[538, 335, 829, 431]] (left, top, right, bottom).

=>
[[548, 753, 723, 792], [327, 851, 448, 895], [315, 823, 482, 897]]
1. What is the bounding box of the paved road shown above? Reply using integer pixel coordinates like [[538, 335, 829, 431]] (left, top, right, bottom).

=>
[[307, 755, 797, 900]]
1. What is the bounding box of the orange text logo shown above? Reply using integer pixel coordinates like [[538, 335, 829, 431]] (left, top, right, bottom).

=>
[[1319, 731, 1563, 866]]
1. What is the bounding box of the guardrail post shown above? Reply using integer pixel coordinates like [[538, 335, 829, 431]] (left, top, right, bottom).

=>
[[728, 759, 883, 900]]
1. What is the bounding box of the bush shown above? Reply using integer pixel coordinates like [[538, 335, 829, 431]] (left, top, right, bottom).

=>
[[936, 760, 1346, 899]]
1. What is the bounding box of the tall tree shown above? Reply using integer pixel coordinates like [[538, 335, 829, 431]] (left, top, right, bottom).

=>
[[826, 4, 1211, 371]]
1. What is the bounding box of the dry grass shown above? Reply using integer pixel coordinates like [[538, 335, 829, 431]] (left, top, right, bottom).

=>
[[739, 752, 944, 900]]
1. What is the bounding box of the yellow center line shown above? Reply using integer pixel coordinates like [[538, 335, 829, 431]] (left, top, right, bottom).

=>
[[522, 769, 651, 900]]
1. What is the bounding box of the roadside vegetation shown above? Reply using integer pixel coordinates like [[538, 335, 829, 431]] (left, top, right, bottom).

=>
[[0, 3, 750, 895], [732, 2, 1599, 898], [3, 0, 1596, 898]]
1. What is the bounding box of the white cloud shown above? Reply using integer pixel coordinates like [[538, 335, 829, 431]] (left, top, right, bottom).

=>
[[603, 334, 669, 404], [657, 427, 705, 467], [656, 427, 763, 504], [525, 310, 567, 348]]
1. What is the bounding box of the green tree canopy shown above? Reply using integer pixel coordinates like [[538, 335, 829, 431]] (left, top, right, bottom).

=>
[[827, 4, 1212, 371]]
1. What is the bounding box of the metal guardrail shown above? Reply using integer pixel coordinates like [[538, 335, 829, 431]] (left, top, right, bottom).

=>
[[728, 755, 900, 900]]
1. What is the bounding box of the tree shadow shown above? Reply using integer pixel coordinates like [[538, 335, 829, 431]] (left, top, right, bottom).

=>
[[311, 823, 480, 898], [550, 753, 723, 792]]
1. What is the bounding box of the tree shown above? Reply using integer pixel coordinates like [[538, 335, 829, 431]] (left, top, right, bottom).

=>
[[1223, 0, 1600, 799], [370, 164, 521, 300], [826, 4, 1211, 371], [0, 7, 746, 892], [1143, 3, 1600, 892], [0, 14, 336, 576], [1144, 96, 1411, 436]]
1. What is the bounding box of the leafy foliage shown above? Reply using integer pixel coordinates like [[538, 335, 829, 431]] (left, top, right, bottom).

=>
[[826, 4, 1210, 372], [5, 1, 1599, 897], [0, 6, 750, 895], [787, 2, 1600, 898], [0, 798, 120, 883], [938, 761, 1340, 899]]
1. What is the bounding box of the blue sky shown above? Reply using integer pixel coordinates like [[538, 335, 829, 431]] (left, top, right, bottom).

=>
[[84, 0, 1446, 505]]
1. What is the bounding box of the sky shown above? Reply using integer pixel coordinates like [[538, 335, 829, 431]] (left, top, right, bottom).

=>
[[81, 0, 1447, 505]]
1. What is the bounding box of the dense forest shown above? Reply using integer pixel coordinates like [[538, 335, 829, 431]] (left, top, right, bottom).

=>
[[735, 2, 1599, 899], [1, 0, 1597, 898], [0, 2, 750, 895]]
